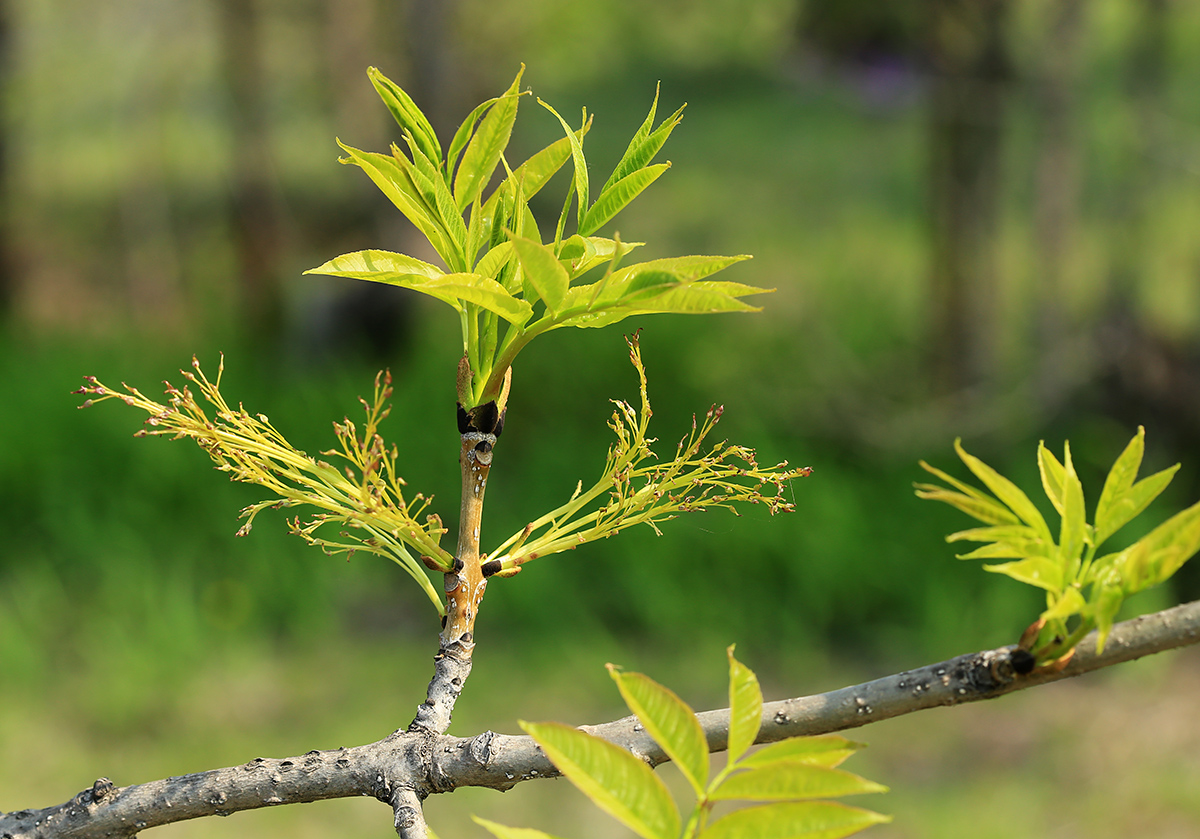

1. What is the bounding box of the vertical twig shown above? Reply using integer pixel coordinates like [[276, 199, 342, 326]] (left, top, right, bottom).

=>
[[392, 785, 429, 839], [409, 373, 509, 735]]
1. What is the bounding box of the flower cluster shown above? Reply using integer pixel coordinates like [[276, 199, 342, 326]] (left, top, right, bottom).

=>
[[76, 357, 453, 613], [485, 334, 812, 573]]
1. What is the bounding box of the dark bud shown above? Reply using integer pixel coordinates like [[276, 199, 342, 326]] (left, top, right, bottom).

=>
[[481, 559, 503, 577], [458, 400, 502, 435], [452, 557, 465, 572], [1010, 648, 1036, 675], [91, 778, 114, 801], [474, 439, 493, 456], [494, 410, 506, 438], [474, 401, 499, 435]]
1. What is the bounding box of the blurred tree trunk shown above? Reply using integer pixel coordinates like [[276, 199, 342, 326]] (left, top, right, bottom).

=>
[[925, 0, 1011, 396], [216, 0, 284, 339], [1098, 0, 1171, 411], [1107, 0, 1167, 309], [0, 0, 12, 318], [1031, 0, 1086, 408]]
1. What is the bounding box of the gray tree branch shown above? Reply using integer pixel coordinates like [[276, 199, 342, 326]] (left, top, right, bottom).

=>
[[3, 599, 1197, 839]]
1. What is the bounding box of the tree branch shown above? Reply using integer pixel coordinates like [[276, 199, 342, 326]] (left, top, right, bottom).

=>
[[4, 599, 1196, 838]]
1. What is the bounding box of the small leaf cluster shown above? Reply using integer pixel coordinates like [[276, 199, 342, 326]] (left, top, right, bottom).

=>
[[306, 67, 769, 411], [485, 334, 811, 575], [75, 358, 453, 613], [916, 428, 1200, 662], [475, 649, 889, 839]]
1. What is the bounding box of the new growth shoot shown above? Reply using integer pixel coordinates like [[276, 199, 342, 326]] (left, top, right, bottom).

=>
[[77, 68, 808, 626]]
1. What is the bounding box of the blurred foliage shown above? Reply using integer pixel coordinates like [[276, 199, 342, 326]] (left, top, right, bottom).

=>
[[4, 0, 1200, 834], [7, 0, 1200, 667]]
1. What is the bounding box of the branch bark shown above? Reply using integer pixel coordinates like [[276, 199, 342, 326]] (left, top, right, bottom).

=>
[[4, 599, 1197, 839]]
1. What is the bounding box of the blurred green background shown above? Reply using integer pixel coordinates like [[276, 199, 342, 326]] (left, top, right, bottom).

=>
[[3, 0, 1200, 836]]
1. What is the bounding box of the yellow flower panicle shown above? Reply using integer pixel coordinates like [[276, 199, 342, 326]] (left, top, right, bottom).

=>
[[76, 356, 454, 614]]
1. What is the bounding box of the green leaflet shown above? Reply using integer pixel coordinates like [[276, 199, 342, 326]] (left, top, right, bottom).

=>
[[1041, 587, 1086, 621], [520, 720, 680, 839], [475, 241, 515, 281], [336, 142, 456, 265], [512, 237, 569, 313], [983, 557, 1063, 592], [454, 68, 524, 211], [399, 137, 469, 270], [306, 248, 443, 280], [600, 93, 685, 197], [580, 88, 684, 237], [624, 282, 765, 314], [954, 541, 1049, 561], [709, 764, 887, 802], [946, 524, 1046, 549], [368, 66, 441, 167], [305, 251, 531, 325], [609, 665, 710, 797], [913, 485, 1020, 527], [726, 646, 763, 767], [1092, 584, 1125, 652], [555, 234, 645, 279], [738, 736, 865, 770], [1057, 443, 1087, 576], [1095, 427, 1145, 533], [447, 96, 502, 182], [478, 130, 586, 244], [954, 440, 1053, 544], [538, 98, 590, 225], [557, 256, 756, 318], [1096, 465, 1179, 549], [1094, 427, 1179, 546], [1128, 498, 1200, 587], [472, 818, 568, 839], [580, 163, 671, 236], [419, 274, 533, 324], [1038, 441, 1066, 516], [699, 802, 891, 839]]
